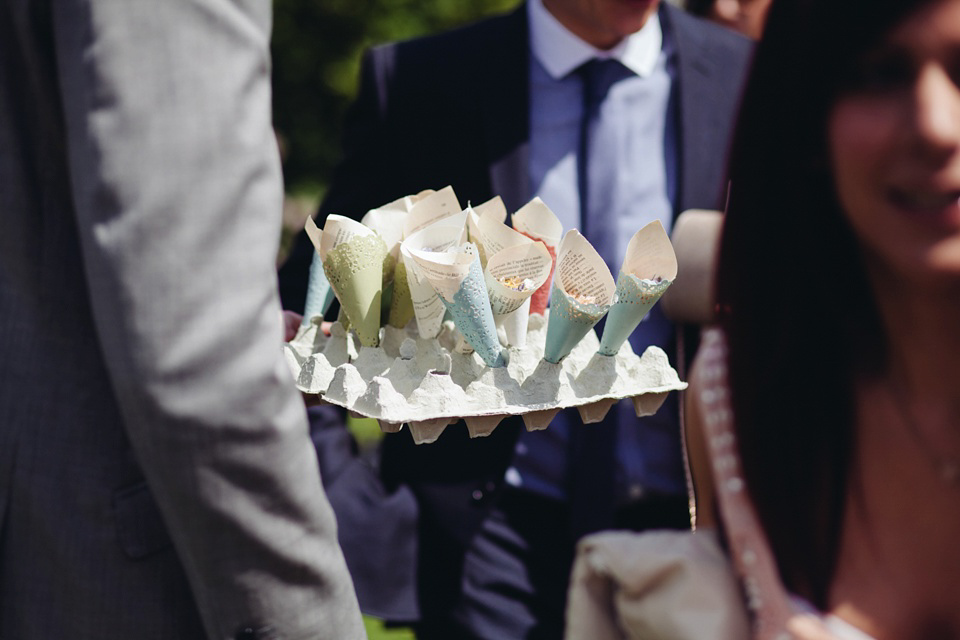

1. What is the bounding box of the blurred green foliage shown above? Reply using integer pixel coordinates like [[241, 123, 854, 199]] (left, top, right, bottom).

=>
[[271, 0, 522, 196], [364, 615, 416, 640]]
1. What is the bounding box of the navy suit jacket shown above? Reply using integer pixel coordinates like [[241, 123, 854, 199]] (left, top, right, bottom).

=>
[[281, 2, 752, 623]]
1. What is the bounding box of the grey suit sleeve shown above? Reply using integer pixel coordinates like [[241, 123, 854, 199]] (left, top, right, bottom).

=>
[[49, 1, 365, 638]]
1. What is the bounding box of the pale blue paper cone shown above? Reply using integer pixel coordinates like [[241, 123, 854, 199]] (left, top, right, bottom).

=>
[[543, 282, 609, 364], [302, 251, 336, 326], [598, 273, 672, 356], [442, 257, 505, 368]]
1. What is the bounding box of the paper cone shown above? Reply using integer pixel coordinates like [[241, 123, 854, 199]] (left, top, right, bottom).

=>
[[301, 216, 336, 325], [400, 246, 445, 339], [473, 195, 508, 223], [399, 209, 471, 339], [468, 204, 529, 268], [406, 235, 504, 367], [439, 252, 505, 368], [361, 195, 413, 257], [512, 198, 563, 315], [543, 284, 610, 364], [381, 251, 397, 289], [542, 231, 615, 364], [403, 186, 462, 239], [485, 241, 552, 314], [597, 274, 672, 356], [322, 232, 387, 348], [484, 240, 551, 347], [302, 251, 336, 325], [598, 221, 677, 356], [527, 242, 557, 316], [336, 305, 351, 331], [497, 297, 531, 348], [388, 258, 415, 328]]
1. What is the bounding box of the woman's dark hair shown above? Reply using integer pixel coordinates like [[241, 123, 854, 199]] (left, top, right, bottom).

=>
[[716, 0, 934, 606]]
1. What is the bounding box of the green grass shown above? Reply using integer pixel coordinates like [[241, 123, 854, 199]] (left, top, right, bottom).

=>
[[347, 415, 385, 451], [364, 616, 416, 640]]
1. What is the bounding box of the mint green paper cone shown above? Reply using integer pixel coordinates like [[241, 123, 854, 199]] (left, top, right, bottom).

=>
[[442, 257, 505, 368], [598, 273, 672, 356], [543, 282, 610, 364], [302, 251, 336, 326]]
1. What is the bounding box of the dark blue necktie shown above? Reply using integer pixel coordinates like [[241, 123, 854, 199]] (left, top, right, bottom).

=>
[[568, 58, 633, 540], [577, 58, 634, 276]]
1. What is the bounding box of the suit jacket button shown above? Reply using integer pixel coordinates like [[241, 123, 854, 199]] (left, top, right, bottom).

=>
[[471, 488, 484, 502]]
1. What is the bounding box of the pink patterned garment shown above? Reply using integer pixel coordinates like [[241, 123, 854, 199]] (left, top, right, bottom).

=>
[[694, 329, 875, 640]]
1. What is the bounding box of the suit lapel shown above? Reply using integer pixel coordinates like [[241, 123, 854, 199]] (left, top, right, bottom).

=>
[[665, 4, 732, 214], [480, 5, 531, 212]]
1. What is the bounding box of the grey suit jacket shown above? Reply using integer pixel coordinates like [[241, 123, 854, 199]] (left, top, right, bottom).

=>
[[0, 1, 364, 638]]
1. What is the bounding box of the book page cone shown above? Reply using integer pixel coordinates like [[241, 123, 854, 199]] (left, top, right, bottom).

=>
[[598, 221, 677, 356], [512, 198, 563, 315], [485, 241, 551, 348], [542, 231, 615, 364]]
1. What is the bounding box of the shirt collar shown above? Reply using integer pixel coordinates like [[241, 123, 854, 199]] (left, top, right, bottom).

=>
[[527, 0, 663, 80]]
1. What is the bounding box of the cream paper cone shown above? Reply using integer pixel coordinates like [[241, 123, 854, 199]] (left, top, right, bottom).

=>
[[468, 205, 531, 268], [473, 195, 508, 222], [467, 195, 507, 262], [497, 297, 531, 348], [361, 193, 415, 257], [484, 241, 551, 347], [512, 197, 563, 315], [320, 215, 387, 348], [402, 186, 463, 239], [400, 210, 470, 339], [598, 221, 678, 356], [400, 245, 445, 339], [542, 230, 616, 364], [362, 193, 418, 289]]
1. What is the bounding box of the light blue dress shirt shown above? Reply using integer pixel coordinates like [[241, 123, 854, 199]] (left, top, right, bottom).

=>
[[505, 0, 683, 503]]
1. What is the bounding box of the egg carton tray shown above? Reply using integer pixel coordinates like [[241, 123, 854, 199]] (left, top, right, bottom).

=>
[[284, 311, 686, 444]]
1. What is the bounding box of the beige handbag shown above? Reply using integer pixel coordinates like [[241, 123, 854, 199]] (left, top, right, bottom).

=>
[[564, 329, 850, 640], [564, 528, 750, 640]]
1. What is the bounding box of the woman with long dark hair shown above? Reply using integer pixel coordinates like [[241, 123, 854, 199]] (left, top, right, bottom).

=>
[[690, 0, 960, 637]]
